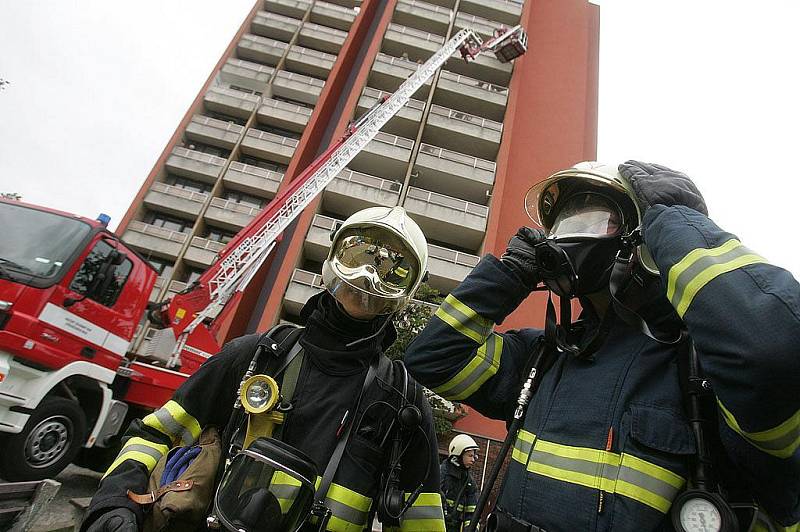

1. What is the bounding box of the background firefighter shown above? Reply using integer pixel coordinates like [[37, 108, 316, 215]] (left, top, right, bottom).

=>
[[405, 161, 800, 531], [441, 434, 479, 532]]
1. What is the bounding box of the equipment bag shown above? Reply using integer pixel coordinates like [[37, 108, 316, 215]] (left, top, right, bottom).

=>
[[128, 425, 223, 532]]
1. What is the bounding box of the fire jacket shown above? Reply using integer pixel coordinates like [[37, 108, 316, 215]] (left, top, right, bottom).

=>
[[406, 205, 800, 531], [84, 292, 445, 532], [440, 458, 478, 532]]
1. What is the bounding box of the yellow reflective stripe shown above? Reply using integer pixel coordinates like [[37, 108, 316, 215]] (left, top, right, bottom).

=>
[[512, 429, 535, 465], [323, 482, 372, 531], [525, 435, 685, 514], [102, 437, 169, 478], [142, 400, 202, 446], [433, 334, 502, 401], [435, 294, 493, 344], [666, 239, 767, 317], [717, 400, 800, 459], [272, 470, 304, 513], [401, 492, 445, 532], [327, 482, 371, 511]]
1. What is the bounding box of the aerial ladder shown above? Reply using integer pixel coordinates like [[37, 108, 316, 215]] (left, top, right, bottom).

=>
[[142, 24, 528, 379]]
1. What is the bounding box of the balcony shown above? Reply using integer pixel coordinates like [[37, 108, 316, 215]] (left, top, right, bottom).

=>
[[347, 131, 413, 181], [318, 0, 359, 8], [393, 0, 451, 36], [356, 87, 423, 139], [298, 22, 348, 54], [264, 0, 312, 19], [304, 214, 478, 293], [184, 237, 226, 269], [272, 70, 325, 106], [204, 86, 261, 119], [322, 168, 401, 217], [167, 280, 190, 298], [423, 104, 502, 160], [434, 70, 508, 122], [413, 143, 495, 204], [220, 59, 275, 92], [237, 33, 289, 67], [240, 128, 299, 164], [257, 97, 313, 133], [369, 53, 431, 99], [382, 24, 443, 63], [404, 187, 488, 251], [443, 48, 512, 87], [459, 0, 523, 27], [252, 11, 301, 42], [143, 182, 208, 219], [149, 277, 168, 303], [185, 115, 245, 150], [223, 161, 283, 198], [310, 1, 357, 31], [284, 268, 438, 317], [122, 221, 189, 260], [427, 243, 480, 293], [165, 147, 226, 184], [204, 197, 261, 231], [454, 11, 500, 40], [285, 45, 337, 79]]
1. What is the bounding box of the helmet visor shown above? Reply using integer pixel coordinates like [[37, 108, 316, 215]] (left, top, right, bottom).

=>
[[333, 226, 420, 295], [548, 194, 622, 239]]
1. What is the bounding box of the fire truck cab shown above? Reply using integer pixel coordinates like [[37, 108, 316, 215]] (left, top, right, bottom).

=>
[[0, 198, 156, 480]]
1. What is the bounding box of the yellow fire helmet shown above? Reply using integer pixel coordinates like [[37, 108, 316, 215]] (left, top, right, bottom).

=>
[[524, 161, 659, 275], [322, 206, 429, 315]]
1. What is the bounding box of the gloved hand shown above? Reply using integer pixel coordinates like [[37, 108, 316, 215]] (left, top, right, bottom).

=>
[[618, 160, 708, 216], [500, 227, 546, 289], [84, 507, 137, 532]]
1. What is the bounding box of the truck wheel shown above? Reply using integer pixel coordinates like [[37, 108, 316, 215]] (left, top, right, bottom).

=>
[[0, 397, 87, 481]]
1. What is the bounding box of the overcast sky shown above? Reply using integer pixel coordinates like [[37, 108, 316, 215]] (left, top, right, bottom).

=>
[[1, 1, 798, 276]]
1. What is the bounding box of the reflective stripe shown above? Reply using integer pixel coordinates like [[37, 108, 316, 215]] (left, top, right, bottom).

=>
[[526, 436, 685, 514], [753, 508, 800, 532], [272, 471, 304, 513], [401, 492, 445, 532], [717, 400, 800, 459], [143, 400, 202, 446], [433, 334, 502, 401], [511, 429, 535, 465], [103, 437, 169, 478], [324, 482, 372, 531], [435, 294, 493, 344], [666, 239, 767, 317]]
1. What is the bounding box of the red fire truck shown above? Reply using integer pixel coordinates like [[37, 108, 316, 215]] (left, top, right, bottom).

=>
[[0, 25, 527, 481]]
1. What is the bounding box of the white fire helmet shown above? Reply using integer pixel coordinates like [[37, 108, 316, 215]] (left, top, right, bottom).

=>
[[523, 161, 659, 275], [322, 206, 429, 315], [449, 434, 479, 457]]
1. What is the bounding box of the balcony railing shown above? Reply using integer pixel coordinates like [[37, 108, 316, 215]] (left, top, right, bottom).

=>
[[373, 131, 414, 149], [241, 33, 290, 51], [191, 115, 246, 135], [301, 21, 348, 39], [150, 182, 209, 203], [375, 52, 421, 71], [428, 243, 480, 268], [127, 221, 189, 243], [362, 87, 425, 110], [260, 98, 314, 117], [387, 23, 445, 44], [209, 197, 262, 217], [275, 70, 326, 88], [190, 236, 226, 253], [171, 147, 226, 168], [227, 161, 284, 186], [439, 70, 508, 95], [225, 58, 277, 77], [314, 1, 356, 15], [398, 0, 452, 17], [245, 128, 300, 148], [428, 104, 503, 132], [335, 168, 403, 193], [290, 45, 337, 62], [207, 85, 261, 104], [254, 10, 301, 27], [418, 143, 496, 172], [406, 187, 489, 217]]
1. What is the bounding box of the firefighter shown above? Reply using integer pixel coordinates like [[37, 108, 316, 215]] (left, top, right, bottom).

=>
[[405, 161, 800, 531], [441, 434, 479, 532], [83, 206, 446, 532]]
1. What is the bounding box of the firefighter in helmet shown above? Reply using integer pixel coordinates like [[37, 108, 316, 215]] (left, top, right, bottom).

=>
[[83, 206, 446, 532], [406, 161, 800, 531], [441, 434, 480, 532]]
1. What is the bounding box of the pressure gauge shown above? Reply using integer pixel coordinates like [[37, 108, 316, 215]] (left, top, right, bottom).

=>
[[671, 490, 737, 532], [240, 374, 280, 414]]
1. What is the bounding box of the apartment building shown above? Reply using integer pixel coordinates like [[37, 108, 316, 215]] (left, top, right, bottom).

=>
[[117, 0, 599, 448]]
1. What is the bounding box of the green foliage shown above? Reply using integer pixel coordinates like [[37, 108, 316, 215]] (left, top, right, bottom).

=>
[[389, 283, 466, 434]]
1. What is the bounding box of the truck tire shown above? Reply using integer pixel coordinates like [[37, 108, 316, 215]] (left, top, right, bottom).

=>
[[0, 397, 87, 481]]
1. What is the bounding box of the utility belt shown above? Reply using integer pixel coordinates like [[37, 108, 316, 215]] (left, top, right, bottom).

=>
[[485, 508, 547, 532]]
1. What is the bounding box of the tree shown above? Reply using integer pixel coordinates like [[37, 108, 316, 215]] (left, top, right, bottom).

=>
[[387, 283, 466, 435], [0, 192, 22, 201]]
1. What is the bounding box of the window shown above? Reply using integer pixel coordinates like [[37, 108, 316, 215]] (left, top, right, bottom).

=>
[[259, 125, 301, 140], [148, 257, 174, 279], [239, 156, 288, 173], [183, 268, 204, 285], [230, 85, 263, 97], [223, 190, 264, 209], [205, 228, 236, 244], [206, 112, 246, 126], [70, 240, 132, 307], [166, 176, 211, 194], [145, 213, 192, 233]]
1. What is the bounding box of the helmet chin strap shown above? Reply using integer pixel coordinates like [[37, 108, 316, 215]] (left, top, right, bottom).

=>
[[609, 229, 686, 345], [543, 291, 616, 361]]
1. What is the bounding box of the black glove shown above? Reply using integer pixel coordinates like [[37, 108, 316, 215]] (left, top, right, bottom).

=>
[[618, 160, 708, 216], [84, 508, 138, 532], [500, 227, 546, 289]]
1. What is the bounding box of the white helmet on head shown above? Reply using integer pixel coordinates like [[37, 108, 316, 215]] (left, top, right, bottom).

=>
[[322, 206, 428, 315], [449, 434, 479, 457]]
